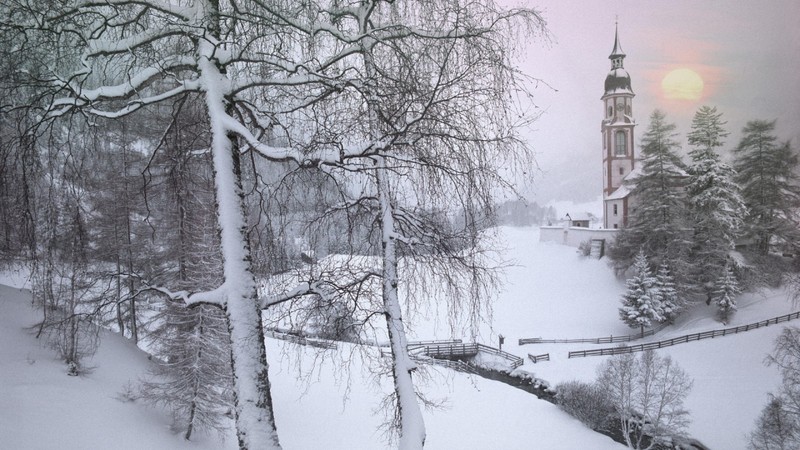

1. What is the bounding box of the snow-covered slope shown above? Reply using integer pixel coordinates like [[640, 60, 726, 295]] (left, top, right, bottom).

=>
[[0, 277, 623, 449], [473, 227, 791, 450], [0, 283, 233, 450]]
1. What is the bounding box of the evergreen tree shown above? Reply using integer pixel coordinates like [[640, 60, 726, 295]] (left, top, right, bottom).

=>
[[619, 251, 663, 334], [610, 110, 691, 293], [712, 264, 740, 324], [733, 120, 800, 255], [142, 304, 233, 440], [655, 263, 680, 323], [686, 106, 746, 300]]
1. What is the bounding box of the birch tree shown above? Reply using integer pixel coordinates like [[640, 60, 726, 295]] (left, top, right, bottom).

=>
[[245, 2, 546, 447], [598, 351, 693, 450], [2, 1, 546, 447]]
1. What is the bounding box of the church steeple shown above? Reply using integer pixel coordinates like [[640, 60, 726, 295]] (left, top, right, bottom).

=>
[[601, 22, 636, 230], [609, 23, 626, 69], [604, 23, 633, 95]]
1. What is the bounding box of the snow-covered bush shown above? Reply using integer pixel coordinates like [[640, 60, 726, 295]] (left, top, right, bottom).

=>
[[578, 240, 592, 258], [555, 380, 613, 431]]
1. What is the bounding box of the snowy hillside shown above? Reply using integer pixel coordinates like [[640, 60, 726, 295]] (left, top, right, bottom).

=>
[[2, 225, 795, 449], [0, 275, 623, 449], [439, 226, 790, 450]]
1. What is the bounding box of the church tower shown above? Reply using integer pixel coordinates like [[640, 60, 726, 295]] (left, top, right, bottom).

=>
[[602, 24, 636, 229]]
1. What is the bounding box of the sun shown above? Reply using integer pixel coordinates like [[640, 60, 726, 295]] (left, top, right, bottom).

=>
[[661, 68, 704, 101]]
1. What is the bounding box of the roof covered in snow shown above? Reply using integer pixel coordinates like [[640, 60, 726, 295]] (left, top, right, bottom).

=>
[[604, 69, 633, 96]]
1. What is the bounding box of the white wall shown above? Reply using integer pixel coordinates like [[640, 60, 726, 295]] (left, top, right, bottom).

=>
[[539, 226, 619, 248]]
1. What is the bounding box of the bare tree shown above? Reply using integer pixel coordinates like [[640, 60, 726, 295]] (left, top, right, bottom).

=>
[[2, 1, 546, 448], [597, 351, 693, 450]]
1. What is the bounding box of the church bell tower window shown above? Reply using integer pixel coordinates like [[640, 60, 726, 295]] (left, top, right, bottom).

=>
[[615, 131, 626, 156]]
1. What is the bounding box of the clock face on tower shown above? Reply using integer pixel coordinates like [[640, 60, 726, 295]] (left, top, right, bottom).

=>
[[616, 102, 624, 113]]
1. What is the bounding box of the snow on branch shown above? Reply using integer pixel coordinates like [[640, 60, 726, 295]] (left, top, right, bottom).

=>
[[48, 56, 198, 118]]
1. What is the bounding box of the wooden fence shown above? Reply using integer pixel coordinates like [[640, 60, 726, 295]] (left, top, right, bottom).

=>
[[407, 339, 463, 349], [568, 311, 800, 358], [265, 330, 338, 350], [412, 355, 479, 374], [519, 327, 659, 346], [474, 343, 525, 369], [527, 353, 550, 364]]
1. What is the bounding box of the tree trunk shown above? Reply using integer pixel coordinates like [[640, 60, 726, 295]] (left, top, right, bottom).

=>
[[377, 164, 426, 449], [121, 137, 138, 344], [200, 49, 281, 449]]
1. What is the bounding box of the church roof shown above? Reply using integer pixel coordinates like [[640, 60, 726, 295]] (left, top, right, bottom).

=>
[[604, 69, 633, 95], [605, 166, 642, 200], [603, 24, 634, 96]]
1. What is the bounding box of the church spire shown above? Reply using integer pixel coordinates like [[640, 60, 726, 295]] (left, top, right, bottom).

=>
[[609, 22, 626, 68], [604, 21, 632, 95]]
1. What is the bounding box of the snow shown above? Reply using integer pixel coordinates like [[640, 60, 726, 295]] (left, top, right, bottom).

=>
[[2, 225, 795, 449], [0, 283, 230, 450], [0, 277, 623, 450]]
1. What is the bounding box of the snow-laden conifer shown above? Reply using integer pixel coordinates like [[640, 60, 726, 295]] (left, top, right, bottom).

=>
[[655, 263, 680, 323], [619, 251, 663, 335], [711, 265, 740, 324], [610, 110, 692, 294], [733, 120, 800, 255], [686, 106, 746, 301]]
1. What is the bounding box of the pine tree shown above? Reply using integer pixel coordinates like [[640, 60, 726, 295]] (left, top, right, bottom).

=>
[[655, 263, 680, 323], [619, 251, 663, 334], [733, 120, 800, 256], [686, 106, 746, 301], [142, 304, 233, 439], [610, 110, 692, 293], [712, 265, 740, 324]]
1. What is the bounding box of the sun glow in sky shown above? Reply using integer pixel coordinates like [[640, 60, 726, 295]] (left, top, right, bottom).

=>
[[661, 68, 704, 101], [502, 0, 800, 203]]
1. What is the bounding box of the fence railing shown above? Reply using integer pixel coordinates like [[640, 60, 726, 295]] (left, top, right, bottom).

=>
[[265, 330, 338, 350], [407, 339, 463, 350], [568, 311, 800, 358], [412, 355, 479, 374], [474, 343, 525, 369], [520, 327, 660, 346], [412, 342, 524, 369], [422, 343, 480, 358], [528, 353, 550, 364]]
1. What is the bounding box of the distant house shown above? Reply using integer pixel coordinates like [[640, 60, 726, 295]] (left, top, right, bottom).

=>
[[564, 213, 591, 228]]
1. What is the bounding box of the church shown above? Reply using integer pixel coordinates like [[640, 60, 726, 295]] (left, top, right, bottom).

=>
[[601, 24, 638, 230], [539, 24, 639, 251]]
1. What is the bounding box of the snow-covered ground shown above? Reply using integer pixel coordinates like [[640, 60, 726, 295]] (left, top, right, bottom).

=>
[[0, 265, 623, 449], [413, 226, 791, 450], [1, 225, 794, 449]]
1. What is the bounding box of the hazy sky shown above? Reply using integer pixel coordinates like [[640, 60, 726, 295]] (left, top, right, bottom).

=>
[[509, 1, 800, 203]]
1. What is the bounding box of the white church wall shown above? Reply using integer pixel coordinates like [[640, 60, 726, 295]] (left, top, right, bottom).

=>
[[540, 226, 618, 248]]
